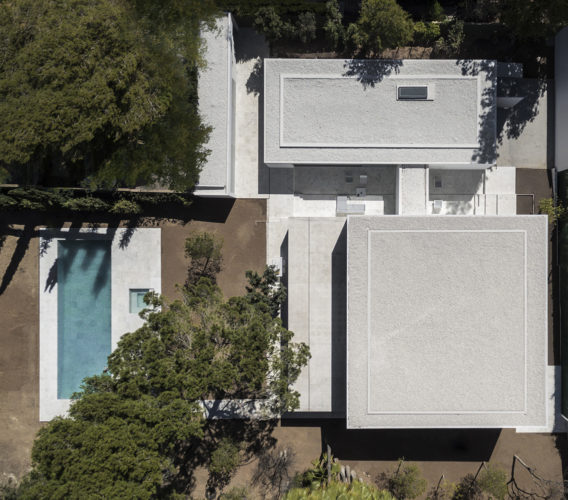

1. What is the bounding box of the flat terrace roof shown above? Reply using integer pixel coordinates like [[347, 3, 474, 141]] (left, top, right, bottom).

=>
[[264, 59, 497, 166], [346, 215, 547, 429]]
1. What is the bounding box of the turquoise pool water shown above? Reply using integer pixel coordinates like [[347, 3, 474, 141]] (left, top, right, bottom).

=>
[[57, 240, 111, 398]]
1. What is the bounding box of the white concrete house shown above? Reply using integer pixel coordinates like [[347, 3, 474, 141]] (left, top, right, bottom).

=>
[[197, 21, 551, 431]]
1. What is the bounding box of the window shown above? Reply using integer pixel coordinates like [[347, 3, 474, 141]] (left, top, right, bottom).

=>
[[130, 289, 150, 313], [397, 86, 429, 100]]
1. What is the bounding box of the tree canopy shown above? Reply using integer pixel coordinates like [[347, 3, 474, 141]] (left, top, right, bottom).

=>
[[0, 0, 218, 190], [347, 0, 414, 56], [16, 268, 309, 498]]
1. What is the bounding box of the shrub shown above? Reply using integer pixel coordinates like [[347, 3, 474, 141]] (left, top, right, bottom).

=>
[[185, 231, 223, 284], [285, 480, 395, 499], [323, 0, 345, 50], [7, 187, 64, 208], [254, 6, 292, 41], [427, 0, 445, 21], [378, 460, 427, 500], [296, 11, 317, 43], [413, 21, 441, 46], [539, 198, 567, 226], [453, 474, 482, 500], [209, 439, 240, 485], [434, 19, 464, 57], [110, 199, 142, 216], [427, 479, 456, 500], [0, 194, 18, 210], [477, 466, 508, 500], [219, 487, 249, 500], [348, 0, 414, 56], [63, 196, 110, 212]]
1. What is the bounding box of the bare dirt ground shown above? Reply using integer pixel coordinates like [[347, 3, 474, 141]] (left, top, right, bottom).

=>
[[0, 198, 267, 482]]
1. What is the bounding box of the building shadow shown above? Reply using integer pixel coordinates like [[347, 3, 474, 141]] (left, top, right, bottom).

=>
[[281, 418, 501, 462], [331, 224, 347, 414]]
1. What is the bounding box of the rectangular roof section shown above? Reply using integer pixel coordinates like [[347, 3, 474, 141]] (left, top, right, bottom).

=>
[[346, 215, 547, 429], [264, 59, 497, 166]]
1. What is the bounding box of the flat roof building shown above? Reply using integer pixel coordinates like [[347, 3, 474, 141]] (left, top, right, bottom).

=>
[[264, 59, 497, 167], [346, 215, 548, 429]]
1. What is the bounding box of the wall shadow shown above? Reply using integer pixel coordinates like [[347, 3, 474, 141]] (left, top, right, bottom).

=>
[[331, 224, 347, 414]]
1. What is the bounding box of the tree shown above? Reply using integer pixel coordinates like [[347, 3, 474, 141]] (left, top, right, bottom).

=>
[[323, 0, 345, 50], [498, 0, 568, 42], [377, 459, 427, 500], [0, 0, 217, 190], [347, 0, 414, 56], [185, 231, 224, 284], [16, 270, 310, 498]]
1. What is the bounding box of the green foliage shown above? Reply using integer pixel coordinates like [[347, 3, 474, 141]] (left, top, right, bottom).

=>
[[453, 474, 482, 500], [347, 0, 414, 56], [0, 0, 216, 190], [413, 22, 441, 46], [185, 231, 224, 284], [539, 198, 567, 226], [433, 19, 465, 57], [323, 0, 345, 50], [109, 199, 142, 216], [0, 194, 18, 210], [299, 453, 341, 488], [63, 196, 110, 212], [477, 466, 508, 500], [285, 480, 395, 499], [427, 479, 456, 500], [498, 0, 568, 41], [245, 266, 287, 318], [219, 486, 250, 499], [209, 438, 241, 485], [378, 460, 427, 500], [17, 269, 309, 497], [427, 0, 446, 21], [296, 12, 317, 44]]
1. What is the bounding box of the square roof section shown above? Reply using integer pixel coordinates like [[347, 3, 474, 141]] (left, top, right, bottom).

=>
[[264, 59, 497, 166], [347, 216, 547, 429]]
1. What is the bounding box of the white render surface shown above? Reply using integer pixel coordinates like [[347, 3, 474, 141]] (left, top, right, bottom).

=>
[[196, 15, 235, 195], [556, 28, 568, 171], [39, 228, 161, 421], [264, 59, 497, 166], [288, 218, 346, 413], [347, 216, 547, 429]]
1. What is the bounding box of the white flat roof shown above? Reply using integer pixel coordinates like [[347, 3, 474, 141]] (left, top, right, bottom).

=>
[[347, 216, 547, 429], [264, 59, 497, 166]]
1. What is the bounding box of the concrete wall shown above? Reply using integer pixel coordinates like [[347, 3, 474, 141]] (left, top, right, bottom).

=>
[[287, 218, 347, 414], [556, 28, 568, 171], [196, 14, 235, 195]]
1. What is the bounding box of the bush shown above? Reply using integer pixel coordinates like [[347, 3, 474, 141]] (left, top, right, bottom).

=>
[[285, 480, 395, 499], [7, 187, 64, 208], [219, 487, 249, 499], [209, 439, 240, 485], [348, 0, 414, 56], [427, 0, 445, 21], [477, 466, 508, 500], [254, 6, 292, 41], [539, 198, 566, 226], [378, 460, 427, 500], [0, 194, 18, 210], [433, 19, 464, 57], [185, 231, 223, 284], [63, 196, 110, 212], [453, 474, 482, 500], [296, 11, 317, 43], [413, 21, 441, 46], [109, 199, 142, 216], [324, 0, 345, 50]]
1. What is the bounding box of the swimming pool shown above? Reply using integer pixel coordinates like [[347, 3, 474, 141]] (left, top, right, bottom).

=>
[[57, 240, 111, 398]]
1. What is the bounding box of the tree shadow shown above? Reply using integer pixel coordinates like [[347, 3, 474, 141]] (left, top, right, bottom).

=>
[[342, 59, 403, 89], [0, 223, 37, 295]]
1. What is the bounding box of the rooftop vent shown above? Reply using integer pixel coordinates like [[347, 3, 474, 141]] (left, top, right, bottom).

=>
[[397, 85, 430, 101]]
